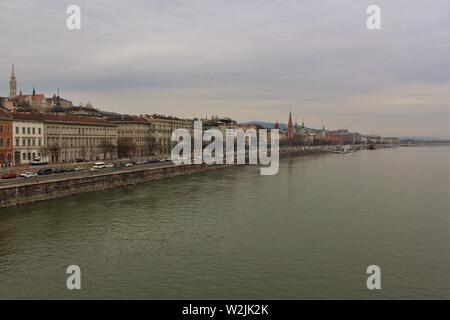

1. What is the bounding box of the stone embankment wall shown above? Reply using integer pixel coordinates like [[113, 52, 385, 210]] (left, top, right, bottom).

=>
[[0, 164, 224, 208]]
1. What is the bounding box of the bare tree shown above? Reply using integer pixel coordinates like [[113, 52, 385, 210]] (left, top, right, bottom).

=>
[[117, 137, 135, 158], [49, 143, 60, 163], [147, 136, 159, 156], [80, 146, 87, 161], [99, 138, 116, 160]]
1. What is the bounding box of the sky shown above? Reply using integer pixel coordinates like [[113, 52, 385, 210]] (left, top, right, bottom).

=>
[[0, 0, 448, 137]]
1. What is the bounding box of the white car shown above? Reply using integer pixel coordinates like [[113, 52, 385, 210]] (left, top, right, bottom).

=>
[[30, 158, 48, 165], [74, 166, 84, 171], [124, 163, 134, 167], [104, 163, 114, 168], [92, 162, 106, 169], [20, 172, 38, 178]]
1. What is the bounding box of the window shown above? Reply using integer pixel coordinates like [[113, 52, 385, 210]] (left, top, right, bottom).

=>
[[27, 127, 30, 134], [7, 139, 10, 147], [16, 127, 19, 134], [22, 127, 25, 134], [15, 138, 19, 146], [38, 128, 42, 135], [0, 125, 3, 133], [32, 128, 35, 135]]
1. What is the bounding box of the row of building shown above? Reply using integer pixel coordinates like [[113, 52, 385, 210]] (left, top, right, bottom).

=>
[[0, 107, 399, 167], [274, 111, 399, 145], [0, 109, 192, 167]]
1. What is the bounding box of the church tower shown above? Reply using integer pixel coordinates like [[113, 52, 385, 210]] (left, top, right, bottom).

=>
[[9, 64, 17, 99], [287, 111, 294, 140]]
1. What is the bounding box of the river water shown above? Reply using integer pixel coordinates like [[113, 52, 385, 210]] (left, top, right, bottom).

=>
[[0, 146, 448, 299]]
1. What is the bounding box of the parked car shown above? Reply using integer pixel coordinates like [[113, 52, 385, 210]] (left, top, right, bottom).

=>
[[37, 168, 53, 175], [20, 172, 38, 178], [30, 158, 48, 166], [92, 162, 106, 169], [53, 168, 66, 174], [1, 172, 17, 179], [124, 163, 134, 167], [113, 163, 122, 169], [74, 166, 84, 171], [65, 168, 76, 172], [104, 163, 114, 168]]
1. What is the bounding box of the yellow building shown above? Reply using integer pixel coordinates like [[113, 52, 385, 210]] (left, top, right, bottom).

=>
[[112, 116, 152, 158], [43, 114, 117, 163], [144, 114, 192, 156]]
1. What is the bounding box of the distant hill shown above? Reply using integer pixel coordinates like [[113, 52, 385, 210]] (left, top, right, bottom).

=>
[[239, 121, 320, 132], [239, 121, 283, 129], [400, 136, 445, 141]]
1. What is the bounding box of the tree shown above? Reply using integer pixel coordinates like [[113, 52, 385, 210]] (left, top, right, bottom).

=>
[[117, 137, 135, 159], [99, 138, 116, 160], [49, 143, 60, 163], [147, 136, 159, 156], [80, 146, 87, 161]]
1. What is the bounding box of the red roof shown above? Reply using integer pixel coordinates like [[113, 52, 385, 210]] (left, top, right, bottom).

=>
[[42, 113, 116, 126], [112, 115, 150, 124], [12, 112, 43, 121], [10, 111, 116, 126], [0, 108, 13, 120]]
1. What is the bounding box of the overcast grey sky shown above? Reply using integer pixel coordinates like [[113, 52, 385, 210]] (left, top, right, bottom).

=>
[[0, 0, 448, 137]]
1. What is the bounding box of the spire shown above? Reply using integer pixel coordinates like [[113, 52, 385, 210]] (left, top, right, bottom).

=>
[[9, 64, 17, 99], [302, 119, 305, 128], [33, 84, 36, 96], [54, 88, 61, 106], [287, 110, 294, 140], [274, 119, 280, 130]]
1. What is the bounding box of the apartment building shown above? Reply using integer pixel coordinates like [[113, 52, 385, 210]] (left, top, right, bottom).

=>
[[112, 116, 152, 158], [0, 108, 13, 166], [12, 112, 46, 165], [42, 114, 117, 163], [144, 114, 192, 156]]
